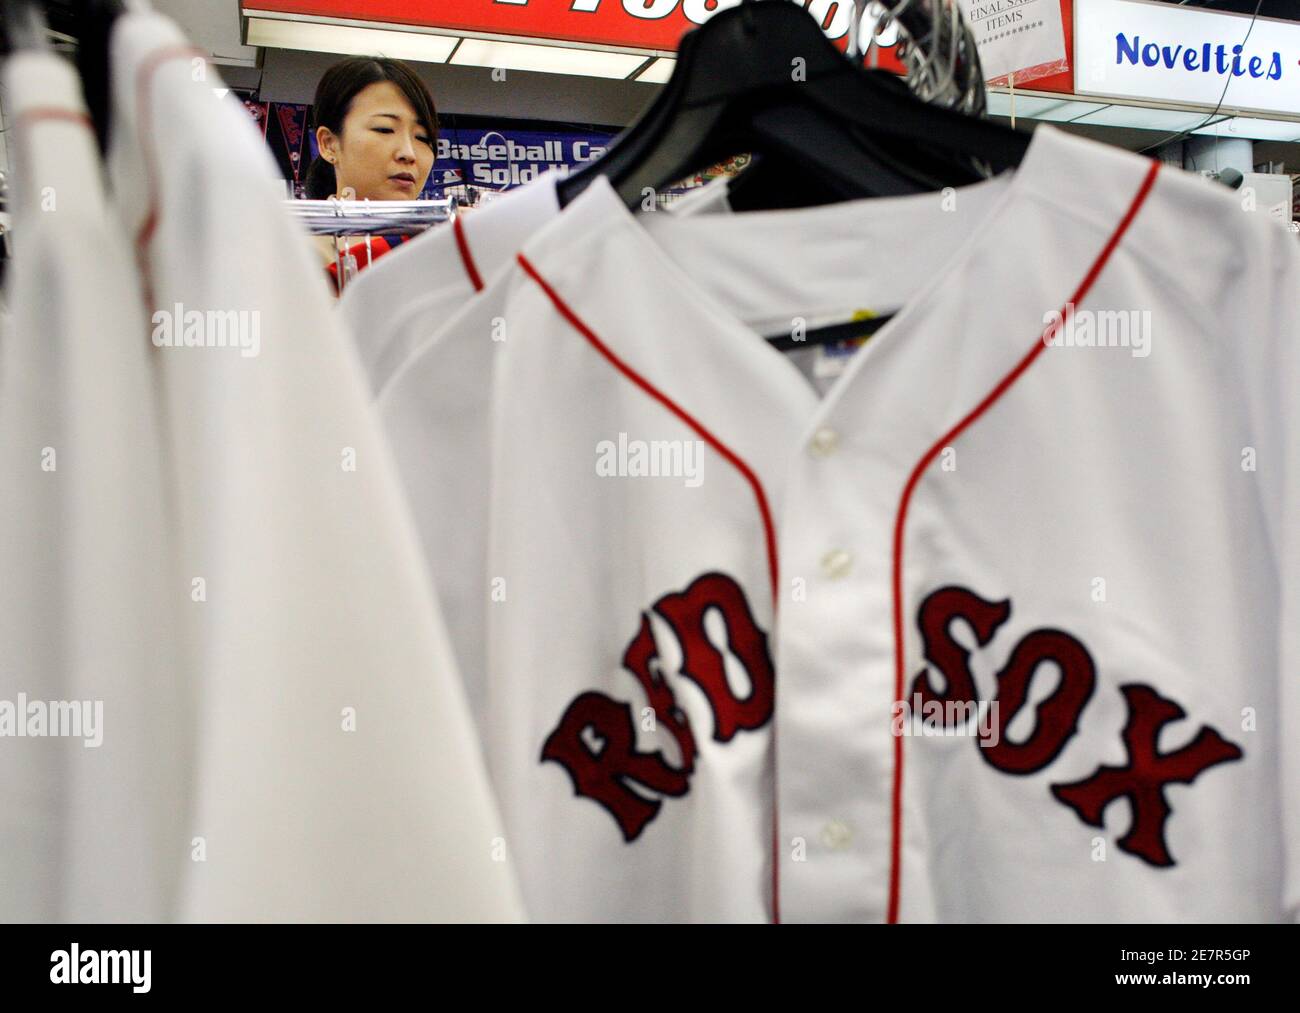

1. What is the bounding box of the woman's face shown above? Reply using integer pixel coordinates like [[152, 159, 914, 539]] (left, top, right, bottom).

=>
[[317, 80, 435, 200]]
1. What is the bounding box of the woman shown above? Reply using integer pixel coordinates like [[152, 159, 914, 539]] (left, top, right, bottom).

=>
[[304, 57, 438, 292]]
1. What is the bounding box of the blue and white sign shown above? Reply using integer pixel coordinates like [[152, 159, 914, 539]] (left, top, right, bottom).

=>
[[424, 126, 614, 197], [1075, 0, 1300, 117]]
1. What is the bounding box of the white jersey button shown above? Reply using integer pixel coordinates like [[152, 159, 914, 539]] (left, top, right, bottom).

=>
[[808, 427, 840, 457], [820, 549, 853, 580], [820, 820, 853, 850]]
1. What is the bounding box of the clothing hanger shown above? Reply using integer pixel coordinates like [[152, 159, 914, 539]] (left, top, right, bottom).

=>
[[0, 2, 50, 295], [75, 0, 129, 156], [558, 2, 927, 208], [1, 0, 52, 55], [558, 0, 1031, 349], [724, 0, 982, 211], [555, 0, 1030, 212]]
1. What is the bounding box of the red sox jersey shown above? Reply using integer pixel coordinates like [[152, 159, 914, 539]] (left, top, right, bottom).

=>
[[479, 124, 1299, 922], [338, 173, 565, 396], [342, 171, 734, 398], [373, 177, 733, 742]]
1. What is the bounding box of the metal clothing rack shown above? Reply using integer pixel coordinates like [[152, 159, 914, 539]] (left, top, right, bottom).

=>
[[866, 0, 987, 117], [285, 197, 457, 291], [284, 197, 456, 237]]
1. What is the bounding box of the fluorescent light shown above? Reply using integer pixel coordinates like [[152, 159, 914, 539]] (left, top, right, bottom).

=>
[[1072, 105, 1220, 131], [634, 58, 676, 83], [1037, 102, 1112, 122], [451, 38, 646, 78], [986, 93, 1108, 122], [1192, 117, 1300, 142], [1029, 100, 1112, 121], [983, 94, 1073, 118], [984, 93, 1293, 136], [245, 17, 459, 62]]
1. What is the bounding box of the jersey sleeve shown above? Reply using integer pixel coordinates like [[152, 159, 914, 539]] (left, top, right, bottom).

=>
[[1239, 223, 1300, 922], [1279, 237, 1300, 924]]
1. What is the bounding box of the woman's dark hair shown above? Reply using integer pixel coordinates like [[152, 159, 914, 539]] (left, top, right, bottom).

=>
[[304, 57, 439, 199]]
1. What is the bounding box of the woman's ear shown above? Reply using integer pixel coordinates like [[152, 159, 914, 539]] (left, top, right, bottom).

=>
[[316, 125, 339, 165]]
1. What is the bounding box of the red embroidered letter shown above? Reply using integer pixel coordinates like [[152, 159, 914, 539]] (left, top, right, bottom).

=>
[[621, 613, 698, 774], [652, 572, 775, 742], [981, 629, 1096, 775], [1051, 684, 1243, 867], [909, 586, 1011, 722], [541, 691, 690, 842]]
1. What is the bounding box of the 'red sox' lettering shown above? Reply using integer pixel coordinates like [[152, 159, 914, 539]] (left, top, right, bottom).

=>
[[542, 572, 774, 841], [910, 585, 1243, 867], [545, 578, 1240, 862]]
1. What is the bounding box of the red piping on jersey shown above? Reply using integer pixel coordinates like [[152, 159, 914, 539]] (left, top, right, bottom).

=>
[[12, 108, 95, 186], [132, 46, 210, 260], [517, 253, 783, 924], [454, 216, 486, 292], [14, 108, 94, 131], [516, 255, 779, 603], [886, 158, 1161, 925]]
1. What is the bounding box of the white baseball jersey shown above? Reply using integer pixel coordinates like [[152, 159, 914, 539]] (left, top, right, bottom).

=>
[[340, 171, 733, 397], [0, 51, 184, 923], [666, 175, 734, 216], [374, 173, 735, 745], [103, 11, 524, 921], [473, 123, 1298, 922], [339, 173, 564, 395]]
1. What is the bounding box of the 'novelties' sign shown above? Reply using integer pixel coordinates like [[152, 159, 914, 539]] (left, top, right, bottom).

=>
[[1075, 0, 1300, 117]]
